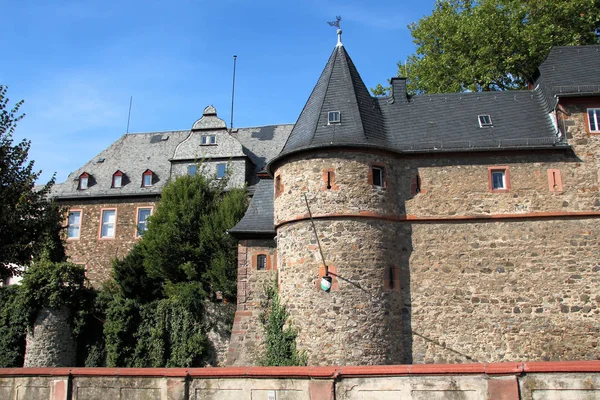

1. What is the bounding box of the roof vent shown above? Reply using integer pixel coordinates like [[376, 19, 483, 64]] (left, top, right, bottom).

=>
[[160, 135, 169, 141], [478, 115, 493, 128], [97, 158, 105, 163]]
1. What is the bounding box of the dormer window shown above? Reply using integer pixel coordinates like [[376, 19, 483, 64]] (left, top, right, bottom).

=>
[[112, 170, 123, 188], [78, 172, 89, 190], [201, 135, 216, 145], [478, 115, 493, 127], [142, 169, 153, 187], [328, 111, 341, 124]]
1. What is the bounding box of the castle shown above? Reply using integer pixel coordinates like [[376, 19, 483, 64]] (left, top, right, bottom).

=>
[[54, 34, 600, 366]]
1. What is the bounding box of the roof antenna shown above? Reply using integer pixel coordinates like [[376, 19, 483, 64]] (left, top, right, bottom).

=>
[[327, 16, 342, 46], [126, 96, 133, 133], [230, 55, 237, 131]]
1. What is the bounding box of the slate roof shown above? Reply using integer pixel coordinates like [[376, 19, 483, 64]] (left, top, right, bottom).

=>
[[232, 124, 294, 186], [52, 131, 189, 199], [228, 179, 275, 237], [267, 43, 574, 174], [534, 45, 600, 111]]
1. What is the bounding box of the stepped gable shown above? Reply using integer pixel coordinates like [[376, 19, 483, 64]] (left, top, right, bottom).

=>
[[535, 45, 600, 111], [268, 43, 386, 173], [228, 179, 275, 238]]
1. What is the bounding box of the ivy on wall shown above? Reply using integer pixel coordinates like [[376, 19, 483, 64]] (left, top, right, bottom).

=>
[[259, 280, 307, 366]]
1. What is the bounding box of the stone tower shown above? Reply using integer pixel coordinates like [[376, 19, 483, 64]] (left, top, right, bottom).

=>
[[266, 36, 412, 365]]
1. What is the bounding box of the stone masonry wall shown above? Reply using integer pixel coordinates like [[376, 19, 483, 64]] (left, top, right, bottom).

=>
[[61, 197, 159, 286], [23, 307, 76, 367], [271, 102, 599, 366], [227, 239, 277, 365]]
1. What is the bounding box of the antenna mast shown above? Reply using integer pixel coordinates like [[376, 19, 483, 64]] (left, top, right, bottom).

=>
[[230, 55, 237, 130], [126, 96, 133, 133]]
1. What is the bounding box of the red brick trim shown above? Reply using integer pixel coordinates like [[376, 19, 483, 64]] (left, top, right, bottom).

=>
[[252, 252, 271, 271], [275, 210, 600, 228], [98, 208, 117, 240], [2, 361, 600, 378], [274, 172, 283, 199], [488, 166, 510, 192], [134, 206, 153, 239], [322, 168, 339, 191], [547, 169, 563, 192], [66, 208, 83, 241]]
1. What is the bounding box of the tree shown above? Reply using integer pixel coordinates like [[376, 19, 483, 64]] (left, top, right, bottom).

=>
[[373, 0, 600, 95], [103, 170, 247, 367], [0, 86, 63, 280]]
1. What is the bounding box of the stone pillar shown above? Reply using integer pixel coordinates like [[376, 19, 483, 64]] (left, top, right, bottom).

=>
[[24, 307, 76, 367]]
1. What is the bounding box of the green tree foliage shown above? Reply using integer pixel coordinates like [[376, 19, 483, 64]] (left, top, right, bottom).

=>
[[373, 0, 600, 95], [0, 260, 94, 367], [260, 281, 306, 366], [0, 85, 64, 280], [103, 171, 246, 367]]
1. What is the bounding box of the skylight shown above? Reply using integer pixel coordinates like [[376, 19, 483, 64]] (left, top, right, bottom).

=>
[[328, 111, 341, 124], [478, 115, 493, 127]]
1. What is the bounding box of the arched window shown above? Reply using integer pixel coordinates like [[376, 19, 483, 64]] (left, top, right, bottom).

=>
[[257, 254, 267, 270]]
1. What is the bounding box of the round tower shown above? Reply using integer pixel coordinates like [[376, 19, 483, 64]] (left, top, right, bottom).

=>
[[267, 37, 412, 365]]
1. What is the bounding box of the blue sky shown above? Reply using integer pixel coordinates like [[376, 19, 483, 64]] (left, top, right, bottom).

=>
[[2, 0, 436, 183]]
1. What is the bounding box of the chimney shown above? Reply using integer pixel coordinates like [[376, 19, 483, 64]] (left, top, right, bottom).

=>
[[391, 77, 408, 101]]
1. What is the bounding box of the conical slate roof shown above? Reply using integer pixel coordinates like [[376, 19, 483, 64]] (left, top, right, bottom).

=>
[[268, 43, 386, 173]]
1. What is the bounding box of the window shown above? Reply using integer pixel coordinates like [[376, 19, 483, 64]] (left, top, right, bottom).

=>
[[136, 208, 152, 237], [257, 254, 267, 270], [188, 165, 197, 175], [371, 166, 385, 188], [67, 210, 81, 239], [216, 163, 226, 179], [488, 167, 510, 192], [478, 114, 493, 127], [100, 209, 116, 238], [78, 173, 89, 190], [112, 170, 123, 188], [328, 111, 341, 124], [275, 174, 283, 198], [142, 170, 153, 187], [201, 135, 216, 145], [588, 108, 600, 132]]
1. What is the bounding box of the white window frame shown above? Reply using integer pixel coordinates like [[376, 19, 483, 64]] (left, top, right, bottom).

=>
[[142, 172, 153, 187], [201, 135, 216, 145], [328, 111, 341, 124], [79, 175, 88, 190], [100, 209, 116, 238], [67, 210, 82, 239], [588, 108, 600, 132], [491, 170, 506, 190], [216, 163, 227, 179], [112, 174, 122, 188], [478, 114, 493, 127], [136, 207, 152, 238], [372, 166, 385, 188]]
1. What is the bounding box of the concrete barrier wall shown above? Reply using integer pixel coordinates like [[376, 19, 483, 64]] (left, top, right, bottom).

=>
[[1, 361, 600, 400]]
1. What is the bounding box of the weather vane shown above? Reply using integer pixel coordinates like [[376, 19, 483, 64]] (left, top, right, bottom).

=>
[[327, 16, 342, 29], [327, 16, 343, 46]]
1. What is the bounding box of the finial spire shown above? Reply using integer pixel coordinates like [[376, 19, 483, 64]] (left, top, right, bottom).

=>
[[327, 16, 343, 46]]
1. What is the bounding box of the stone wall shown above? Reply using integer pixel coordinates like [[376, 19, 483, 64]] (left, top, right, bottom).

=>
[[203, 301, 236, 367], [23, 308, 76, 368], [269, 102, 599, 366], [227, 239, 277, 366], [60, 197, 159, 286], [2, 362, 600, 400]]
